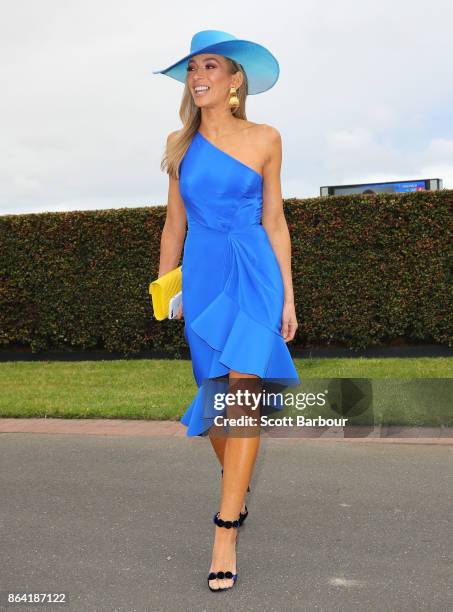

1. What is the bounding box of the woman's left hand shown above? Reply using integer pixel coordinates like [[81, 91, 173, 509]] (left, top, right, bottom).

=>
[[280, 301, 298, 342]]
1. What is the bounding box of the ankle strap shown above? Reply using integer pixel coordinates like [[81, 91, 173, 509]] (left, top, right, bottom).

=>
[[213, 511, 240, 529]]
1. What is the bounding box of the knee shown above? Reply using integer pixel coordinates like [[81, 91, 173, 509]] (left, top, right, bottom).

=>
[[228, 369, 260, 379]]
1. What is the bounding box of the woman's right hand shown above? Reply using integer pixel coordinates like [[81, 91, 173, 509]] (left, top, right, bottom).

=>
[[175, 301, 184, 320]]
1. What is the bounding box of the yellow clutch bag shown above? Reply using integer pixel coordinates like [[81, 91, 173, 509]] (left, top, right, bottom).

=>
[[149, 265, 182, 320]]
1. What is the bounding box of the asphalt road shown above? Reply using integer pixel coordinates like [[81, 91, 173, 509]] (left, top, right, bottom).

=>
[[0, 434, 452, 612]]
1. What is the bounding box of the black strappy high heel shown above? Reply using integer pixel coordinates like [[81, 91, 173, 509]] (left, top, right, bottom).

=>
[[221, 468, 250, 526], [207, 511, 240, 592]]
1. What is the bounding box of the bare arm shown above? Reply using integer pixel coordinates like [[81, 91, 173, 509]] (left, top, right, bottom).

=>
[[158, 131, 187, 277], [260, 125, 298, 342]]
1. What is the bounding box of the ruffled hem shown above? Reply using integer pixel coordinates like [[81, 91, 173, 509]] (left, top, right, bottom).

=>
[[180, 290, 300, 437], [180, 374, 300, 437]]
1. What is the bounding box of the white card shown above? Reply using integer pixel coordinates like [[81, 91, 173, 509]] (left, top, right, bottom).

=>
[[168, 291, 182, 319]]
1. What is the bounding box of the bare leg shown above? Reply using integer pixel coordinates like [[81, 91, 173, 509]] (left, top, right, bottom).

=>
[[208, 430, 248, 514], [209, 432, 226, 466], [208, 370, 261, 590]]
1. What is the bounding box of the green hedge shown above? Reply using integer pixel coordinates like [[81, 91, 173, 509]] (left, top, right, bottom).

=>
[[0, 189, 451, 356]]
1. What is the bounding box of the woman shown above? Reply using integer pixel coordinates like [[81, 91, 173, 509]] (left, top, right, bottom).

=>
[[153, 30, 300, 592]]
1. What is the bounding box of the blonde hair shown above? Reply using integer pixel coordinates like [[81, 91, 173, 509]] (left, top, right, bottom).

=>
[[160, 57, 249, 180]]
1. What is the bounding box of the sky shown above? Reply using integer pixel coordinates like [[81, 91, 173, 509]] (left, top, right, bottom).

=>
[[1, 0, 452, 216]]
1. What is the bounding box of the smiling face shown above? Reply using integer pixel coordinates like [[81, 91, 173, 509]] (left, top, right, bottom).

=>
[[186, 53, 243, 107]]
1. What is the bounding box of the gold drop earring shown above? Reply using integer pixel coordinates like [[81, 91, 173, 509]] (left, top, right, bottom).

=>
[[228, 86, 240, 109]]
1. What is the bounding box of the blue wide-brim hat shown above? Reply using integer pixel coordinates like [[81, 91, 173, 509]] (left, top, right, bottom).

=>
[[152, 29, 279, 95]]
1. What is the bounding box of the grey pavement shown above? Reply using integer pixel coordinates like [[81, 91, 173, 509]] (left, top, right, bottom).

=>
[[0, 434, 452, 612]]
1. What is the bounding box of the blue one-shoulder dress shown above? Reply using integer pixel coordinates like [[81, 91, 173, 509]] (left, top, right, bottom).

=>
[[178, 130, 300, 437]]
